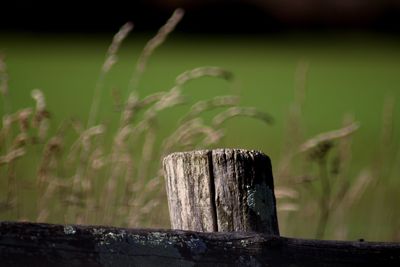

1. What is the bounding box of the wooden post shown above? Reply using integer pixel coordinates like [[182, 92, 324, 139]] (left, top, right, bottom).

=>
[[163, 148, 279, 235]]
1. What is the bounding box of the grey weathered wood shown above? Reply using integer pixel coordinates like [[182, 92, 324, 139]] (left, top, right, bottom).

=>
[[163, 150, 216, 232], [163, 149, 279, 235], [1, 222, 400, 267]]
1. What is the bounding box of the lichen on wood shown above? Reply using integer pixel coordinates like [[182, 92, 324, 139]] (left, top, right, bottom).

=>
[[163, 148, 279, 235], [1, 222, 399, 267]]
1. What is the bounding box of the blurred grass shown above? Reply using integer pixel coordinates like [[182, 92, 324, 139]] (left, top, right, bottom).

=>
[[0, 32, 399, 240], [2, 33, 399, 153]]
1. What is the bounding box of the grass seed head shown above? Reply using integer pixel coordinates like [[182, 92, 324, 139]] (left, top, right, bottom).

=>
[[128, 8, 184, 92], [299, 122, 360, 154], [176, 66, 233, 87], [213, 107, 273, 127]]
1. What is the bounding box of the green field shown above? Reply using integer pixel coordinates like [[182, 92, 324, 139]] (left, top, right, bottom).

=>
[[0, 32, 399, 241]]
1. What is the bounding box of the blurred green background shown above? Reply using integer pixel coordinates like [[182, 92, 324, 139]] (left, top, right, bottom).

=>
[[1, 33, 399, 163]]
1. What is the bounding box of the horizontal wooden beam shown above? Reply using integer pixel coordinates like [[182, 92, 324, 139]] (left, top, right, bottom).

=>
[[1, 222, 399, 266]]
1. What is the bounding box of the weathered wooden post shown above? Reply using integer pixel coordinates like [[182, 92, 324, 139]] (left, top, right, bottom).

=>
[[163, 148, 279, 235]]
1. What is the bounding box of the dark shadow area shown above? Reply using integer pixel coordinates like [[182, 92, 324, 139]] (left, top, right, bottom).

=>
[[1, 1, 400, 34]]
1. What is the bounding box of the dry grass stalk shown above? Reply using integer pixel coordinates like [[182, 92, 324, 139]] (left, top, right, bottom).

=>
[[294, 60, 309, 109], [0, 55, 8, 95], [161, 118, 202, 154], [127, 89, 185, 148], [102, 132, 133, 223], [72, 22, 133, 221], [162, 118, 221, 155], [274, 64, 365, 238], [80, 125, 106, 151], [120, 92, 140, 127], [0, 148, 26, 165], [0, 55, 10, 115], [102, 11, 188, 225], [275, 187, 299, 199], [292, 97, 395, 239], [175, 66, 233, 87], [277, 61, 309, 181], [128, 8, 184, 92], [299, 122, 360, 154], [87, 22, 133, 128], [180, 95, 240, 122], [0, 109, 32, 137], [136, 123, 156, 184], [116, 89, 185, 178], [117, 90, 186, 224], [16, 108, 33, 134], [1, 114, 13, 134], [329, 115, 356, 210], [103, 22, 134, 74], [296, 119, 361, 238], [278, 203, 299, 212], [120, 92, 167, 126], [31, 89, 50, 141], [67, 124, 105, 220], [137, 92, 166, 108], [38, 135, 63, 186], [143, 87, 185, 118], [36, 180, 58, 222], [380, 96, 395, 144], [373, 96, 396, 182], [180, 123, 222, 149], [3, 108, 35, 218], [212, 107, 273, 127], [344, 169, 373, 208]]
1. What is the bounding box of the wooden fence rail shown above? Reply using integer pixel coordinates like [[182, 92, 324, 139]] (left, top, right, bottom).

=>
[[1, 222, 400, 267], [1, 149, 399, 266]]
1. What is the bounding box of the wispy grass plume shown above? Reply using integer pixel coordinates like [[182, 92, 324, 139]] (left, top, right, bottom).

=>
[[87, 22, 133, 128], [128, 8, 184, 93]]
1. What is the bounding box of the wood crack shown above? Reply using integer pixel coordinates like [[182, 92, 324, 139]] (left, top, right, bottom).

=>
[[207, 150, 219, 232]]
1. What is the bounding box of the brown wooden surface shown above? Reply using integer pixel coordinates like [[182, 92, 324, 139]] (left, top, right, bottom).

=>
[[1, 221, 399, 267], [163, 149, 279, 234]]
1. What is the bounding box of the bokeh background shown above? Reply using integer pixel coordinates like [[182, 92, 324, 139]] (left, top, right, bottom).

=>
[[0, 1, 399, 241]]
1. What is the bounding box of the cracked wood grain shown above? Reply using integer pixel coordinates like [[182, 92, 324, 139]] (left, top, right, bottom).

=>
[[163, 149, 279, 235]]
